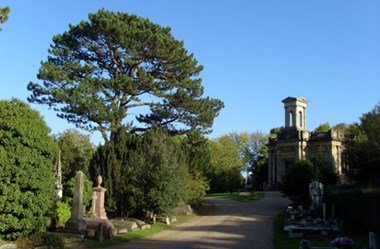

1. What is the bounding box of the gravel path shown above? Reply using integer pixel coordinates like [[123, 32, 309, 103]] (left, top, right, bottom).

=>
[[106, 191, 290, 249]]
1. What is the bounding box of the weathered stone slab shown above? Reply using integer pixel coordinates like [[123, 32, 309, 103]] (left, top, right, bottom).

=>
[[176, 203, 193, 216], [0, 244, 17, 249], [118, 228, 128, 234], [111, 218, 139, 231], [84, 218, 117, 239]]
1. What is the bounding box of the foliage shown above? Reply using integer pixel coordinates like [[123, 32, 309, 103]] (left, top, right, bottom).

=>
[[347, 103, 380, 187], [90, 128, 187, 217], [182, 171, 210, 206], [314, 122, 331, 132], [64, 174, 93, 210], [332, 122, 350, 134], [134, 128, 188, 216], [208, 135, 244, 193], [27, 9, 224, 143], [309, 156, 338, 185], [0, 99, 58, 240], [54, 129, 95, 210], [52, 201, 71, 227], [325, 186, 380, 232], [16, 232, 65, 249], [280, 159, 313, 206], [55, 129, 95, 181], [179, 131, 212, 204], [0, 3, 10, 31]]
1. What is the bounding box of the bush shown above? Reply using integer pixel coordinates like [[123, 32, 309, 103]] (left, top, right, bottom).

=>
[[54, 201, 71, 227], [325, 186, 380, 233], [280, 159, 313, 207], [0, 99, 58, 240]]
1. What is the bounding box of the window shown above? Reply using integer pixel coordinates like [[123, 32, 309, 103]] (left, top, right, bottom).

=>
[[289, 111, 293, 126], [299, 111, 303, 127]]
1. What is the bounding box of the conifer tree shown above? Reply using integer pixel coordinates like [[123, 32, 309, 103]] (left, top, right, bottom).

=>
[[28, 9, 224, 143], [0, 3, 10, 31]]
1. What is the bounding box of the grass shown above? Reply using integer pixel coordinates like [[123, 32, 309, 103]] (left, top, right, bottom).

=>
[[273, 213, 369, 249], [84, 214, 195, 248], [206, 191, 264, 202]]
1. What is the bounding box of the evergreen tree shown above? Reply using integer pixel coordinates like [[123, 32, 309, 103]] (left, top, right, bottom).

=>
[[0, 3, 10, 31], [0, 99, 58, 240], [90, 128, 186, 217], [27, 9, 224, 143], [179, 131, 211, 204], [89, 128, 137, 216], [133, 128, 187, 216]]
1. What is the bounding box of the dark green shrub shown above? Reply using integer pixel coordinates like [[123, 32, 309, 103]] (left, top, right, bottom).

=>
[[0, 99, 58, 240], [90, 128, 188, 217], [326, 186, 380, 233], [280, 159, 313, 207]]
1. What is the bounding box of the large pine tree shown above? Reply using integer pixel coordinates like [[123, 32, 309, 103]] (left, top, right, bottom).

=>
[[28, 10, 223, 143]]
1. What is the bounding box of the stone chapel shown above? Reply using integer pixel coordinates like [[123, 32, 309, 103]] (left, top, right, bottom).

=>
[[267, 97, 348, 188]]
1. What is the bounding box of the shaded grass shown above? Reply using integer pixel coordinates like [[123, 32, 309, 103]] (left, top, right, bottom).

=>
[[84, 214, 195, 248], [273, 213, 369, 249], [207, 192, 264, 202]]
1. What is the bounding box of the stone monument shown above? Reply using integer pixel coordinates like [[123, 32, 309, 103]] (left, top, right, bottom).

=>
[[309, 179, 323, 210], [54, 151, 63, 200], [65, 171, 87, 233], [91, 175, 107, 219]]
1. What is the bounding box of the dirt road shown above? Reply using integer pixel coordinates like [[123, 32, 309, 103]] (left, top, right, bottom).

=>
[[106, 191, 290, 249]]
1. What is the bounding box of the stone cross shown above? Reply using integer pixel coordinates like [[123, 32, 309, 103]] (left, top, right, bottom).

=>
[[65, 171, 87, 233]]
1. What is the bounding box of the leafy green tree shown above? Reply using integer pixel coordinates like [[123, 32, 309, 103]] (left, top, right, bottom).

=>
[[0, 99, 58, 240], [332, 123, 350, 134], [179, 131, 211, 204], [229, 131, 268, 190], [314, 122, 331, 132], [55, 129, 95, 181], [0, 3, 10, 31], [208, 135, 244, 193], [280, 159, 313, 206], [229, 131, 251, 177], [347, 103, 380, 187], [54, 129, 95, 211], [27, 9, 224, 143]]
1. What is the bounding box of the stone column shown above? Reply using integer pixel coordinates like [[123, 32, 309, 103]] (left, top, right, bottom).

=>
[[65, 171, 87, 233], [92, 175, 107, 219]]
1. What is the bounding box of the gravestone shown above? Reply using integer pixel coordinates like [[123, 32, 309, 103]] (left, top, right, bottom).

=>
[[65, 171, 87, 233], [91, 175, 107, 219], [369, 231, 378, 249]]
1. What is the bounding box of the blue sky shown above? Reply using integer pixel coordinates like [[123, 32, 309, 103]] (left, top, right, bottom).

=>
[[0, 0, 379, 144]]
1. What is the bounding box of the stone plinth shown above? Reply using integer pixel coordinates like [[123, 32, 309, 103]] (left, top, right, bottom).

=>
[[92, 186, 107, 219]]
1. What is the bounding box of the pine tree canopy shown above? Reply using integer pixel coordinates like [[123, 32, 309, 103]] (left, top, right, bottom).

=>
[[0, 4, 10, 31], [27, 9, 224, 142]]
